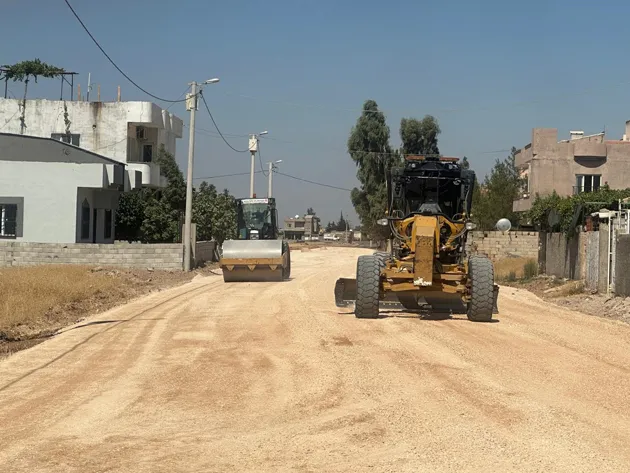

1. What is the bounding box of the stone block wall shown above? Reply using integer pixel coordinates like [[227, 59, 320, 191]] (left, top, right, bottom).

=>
[[467, 231, 539, 261], [195, 241, 218, 265], [0, 241, 184, 270]]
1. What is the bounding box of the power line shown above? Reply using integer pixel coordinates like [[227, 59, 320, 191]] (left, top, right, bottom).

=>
[[276, 172, 352, 192], [62, 0, 186, 104], [193, 170, 263, 181], [188, 124, 512, 157], [199, 90, 249, 153]]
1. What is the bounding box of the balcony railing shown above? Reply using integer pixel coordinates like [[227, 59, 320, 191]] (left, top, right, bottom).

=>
[[573, 185, 601, 195]]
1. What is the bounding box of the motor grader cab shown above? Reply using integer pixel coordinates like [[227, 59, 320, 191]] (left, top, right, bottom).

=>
[[219, 197, 291, 282], [334, 155, 499, 321]]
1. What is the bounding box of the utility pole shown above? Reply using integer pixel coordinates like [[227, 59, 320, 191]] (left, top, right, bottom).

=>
[[183, 78, 219, 271], [249, 135, 257, 198], [267, 159, 283, 197], [248, 131, 268, 198]]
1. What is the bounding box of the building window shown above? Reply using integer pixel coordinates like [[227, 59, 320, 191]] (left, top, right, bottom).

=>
[[104, 209, 112, 239], [81, 199, 90, 240], [51, 133, 80, 146], [142, 144, 153, 163], [575, 174, 601, 194], [0, 203, 18, 238]]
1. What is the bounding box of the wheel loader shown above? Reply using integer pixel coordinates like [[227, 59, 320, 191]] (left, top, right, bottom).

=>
[[334, 155, 500, 321], [219, 197, 291, 282]]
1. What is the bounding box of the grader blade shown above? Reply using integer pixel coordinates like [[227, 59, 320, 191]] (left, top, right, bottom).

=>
[[334, 277, 408, 309], [493, 284, 499, 314]]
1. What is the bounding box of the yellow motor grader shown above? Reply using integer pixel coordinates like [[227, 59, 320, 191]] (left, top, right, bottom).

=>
[[334, 155, 500, 321]]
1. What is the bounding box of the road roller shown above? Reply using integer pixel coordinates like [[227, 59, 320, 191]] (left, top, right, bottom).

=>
[[219, 197, 291, 282]]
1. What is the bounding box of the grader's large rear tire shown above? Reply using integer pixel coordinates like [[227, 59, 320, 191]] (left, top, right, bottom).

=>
[[466, 255, 495, 322], [355, 254, 382, 319]]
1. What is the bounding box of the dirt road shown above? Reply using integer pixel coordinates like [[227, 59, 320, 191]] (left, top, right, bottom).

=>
[[1, 248, 630, 472]]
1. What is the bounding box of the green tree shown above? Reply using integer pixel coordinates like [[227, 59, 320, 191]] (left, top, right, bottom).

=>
[[210, 189, 237, 245], [306, 207, 315, 216], [470, 147, 522, 230], [1, 59, 66, 134], [140, 145, 186, 242], [115, 188, 148, 242], [347, 100, 400, 240], [399, 115, 441, 155], [335, 211, 347, 231], [192, 181, 218, 241], [115, 146, 239, 244]]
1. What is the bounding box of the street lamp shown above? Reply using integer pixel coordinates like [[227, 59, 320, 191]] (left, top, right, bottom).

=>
[[248, 131, 268, 197], [267, 159, 282, 198], [183, 77, 220, 272]]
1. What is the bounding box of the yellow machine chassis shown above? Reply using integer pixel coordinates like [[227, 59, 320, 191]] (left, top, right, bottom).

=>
[[334, 214, 499, 314]]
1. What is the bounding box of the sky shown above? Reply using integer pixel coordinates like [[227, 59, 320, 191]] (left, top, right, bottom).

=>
[[3, 0, 630, 226]]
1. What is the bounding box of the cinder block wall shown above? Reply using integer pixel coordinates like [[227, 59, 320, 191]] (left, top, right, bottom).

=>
[[467, 231, 539, 261], [195, 241, 217, 264], [0, 241, 184, 270]]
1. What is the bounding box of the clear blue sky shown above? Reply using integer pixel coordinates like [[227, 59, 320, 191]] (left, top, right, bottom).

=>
[[4, 0, 630, 226]]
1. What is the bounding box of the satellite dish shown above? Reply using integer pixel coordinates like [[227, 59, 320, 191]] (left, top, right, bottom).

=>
[[496, 218, 511, 232]]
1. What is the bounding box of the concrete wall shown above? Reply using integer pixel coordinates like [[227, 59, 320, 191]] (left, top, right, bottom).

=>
[[467, 231, 539, 261], [194, 241, 218, 265], [0, 241, 184, 270], [0, 240, 217, 270], [544, 232, 585, 280], [584, 231, 600, 290], [0, 98, 183, 164], [0, 161, 120, 243], [614, 234, 630, 297]]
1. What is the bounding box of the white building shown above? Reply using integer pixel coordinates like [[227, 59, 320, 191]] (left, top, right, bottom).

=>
[[0, 97, 183, 189], [0, 133, 128, 243]]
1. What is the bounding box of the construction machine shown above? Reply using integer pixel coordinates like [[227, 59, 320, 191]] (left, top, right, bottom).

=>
[[334, 155, 500, 321], [219, 197, 291, 282]]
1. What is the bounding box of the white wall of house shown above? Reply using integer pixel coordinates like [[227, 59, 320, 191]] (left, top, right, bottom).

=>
[[0, 98, 183, 187], [0, 161, 120, 243]]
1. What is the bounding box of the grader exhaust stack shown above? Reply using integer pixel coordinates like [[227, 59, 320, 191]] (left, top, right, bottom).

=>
[[219, 197, 291, 282], [334, 155, 501, 321]]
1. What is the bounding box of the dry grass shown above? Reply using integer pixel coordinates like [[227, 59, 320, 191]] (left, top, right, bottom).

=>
[[494, 257, 537, 281], [0, 265, 120, 336], [0, 264, 217, 350], [544, 280, 586, 298]]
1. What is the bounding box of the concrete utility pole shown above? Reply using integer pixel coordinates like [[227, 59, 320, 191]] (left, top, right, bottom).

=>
[[248, 131, 268, 197], [183, 78, 219, 272], [267, 160, 283, 197]]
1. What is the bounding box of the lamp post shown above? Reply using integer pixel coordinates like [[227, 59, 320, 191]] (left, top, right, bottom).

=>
[[248, 131, 268, 197], [183, 77, 219, 272], [267, 159, 282, 198]]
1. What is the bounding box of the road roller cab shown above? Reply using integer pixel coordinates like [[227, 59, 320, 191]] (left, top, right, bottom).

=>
[[219, 197, 291, 282]]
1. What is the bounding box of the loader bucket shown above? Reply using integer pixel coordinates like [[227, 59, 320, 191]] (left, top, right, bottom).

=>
[[220, 239, 285, 282]]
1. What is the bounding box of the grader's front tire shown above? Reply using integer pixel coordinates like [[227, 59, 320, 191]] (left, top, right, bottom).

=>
[[355, 255, 382, 319], [466, 255, 495, 322]]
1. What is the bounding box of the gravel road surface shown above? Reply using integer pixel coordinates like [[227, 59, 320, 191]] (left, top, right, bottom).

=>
[[1, 247, 630, 472]]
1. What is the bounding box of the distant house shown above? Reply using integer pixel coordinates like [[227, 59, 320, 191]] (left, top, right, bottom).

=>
[[0, 133, 129, 243], [283, 214, 321, 240], [513, 125, 630, 213]]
